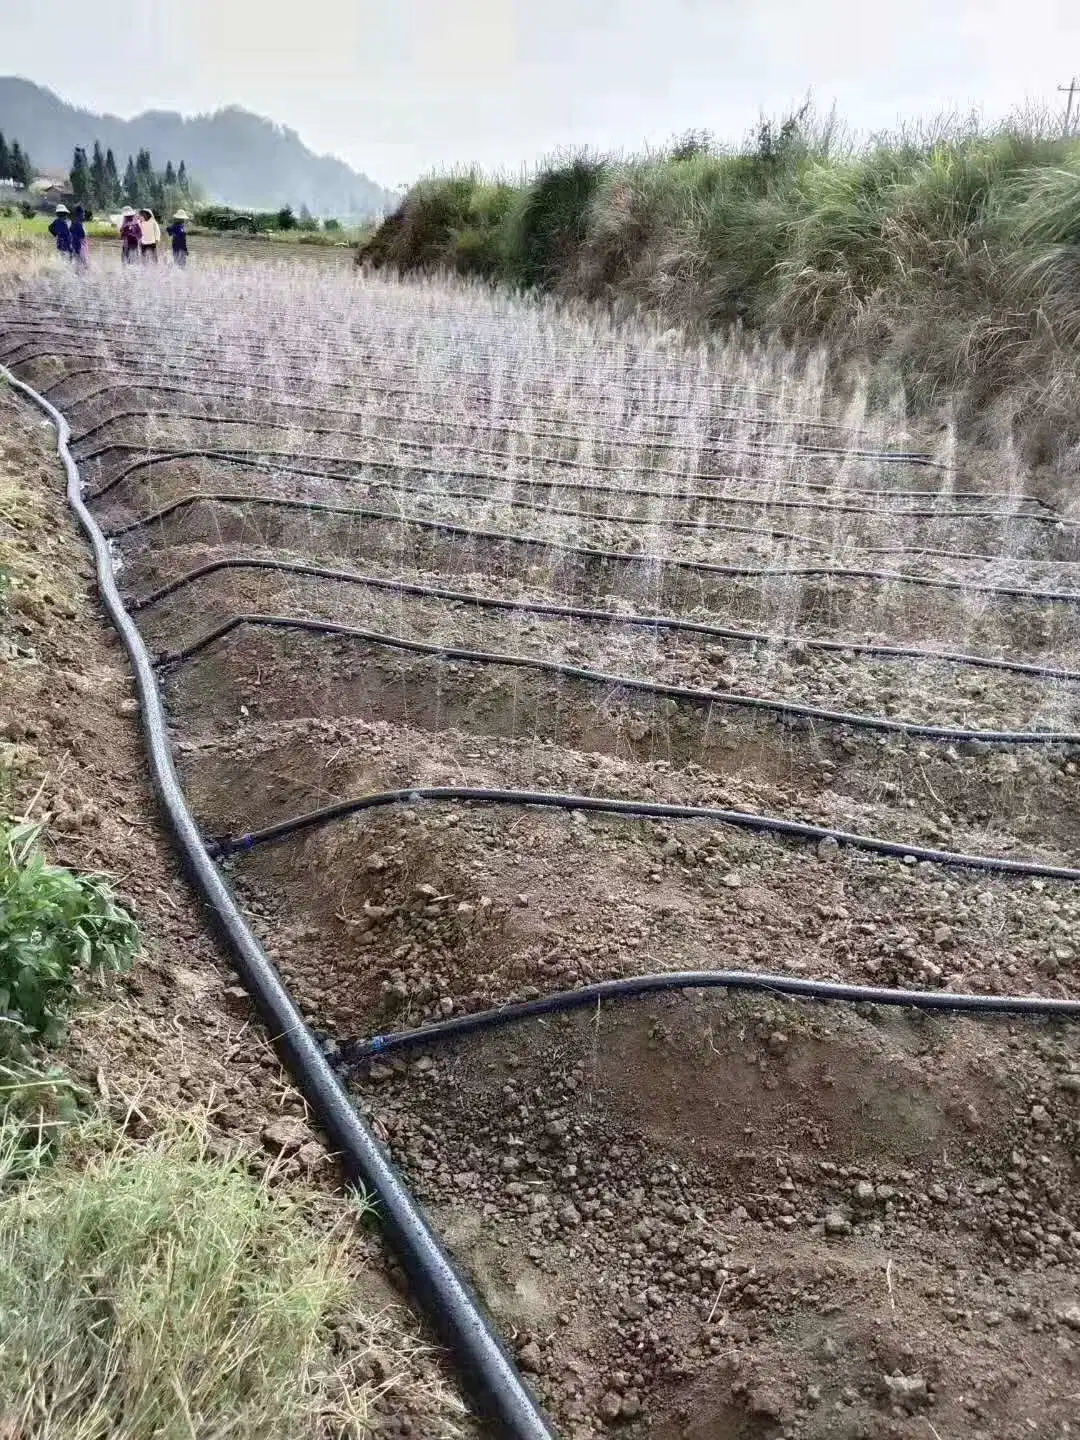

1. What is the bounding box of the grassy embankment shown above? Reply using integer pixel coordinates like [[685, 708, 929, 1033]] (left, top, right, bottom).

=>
[[359, 114, 1080, 459]]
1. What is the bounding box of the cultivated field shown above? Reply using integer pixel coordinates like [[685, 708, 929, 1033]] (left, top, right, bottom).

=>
[[4, 254, 1080, 1439]]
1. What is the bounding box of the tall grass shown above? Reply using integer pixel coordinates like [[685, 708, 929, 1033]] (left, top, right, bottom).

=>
[[0, 1116, 374, 1438], [357, 112, 1080, 458]]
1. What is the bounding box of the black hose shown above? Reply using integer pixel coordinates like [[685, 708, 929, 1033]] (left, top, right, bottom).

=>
[[207, 784, 1080, 881], [0, 322, 928, 446], [125, 554, 1080, 684], [162, 611, 1080, 746], [0, 365, 557, 1440], [342, 968, 1080, 1063], [107, 485, 1080, 604], [95, 445, 1038, 521], [103, 479, 1070, 571], [86, 443, 1025, 529], [70, 403, 974, 494], [105, 482, 827, 551]]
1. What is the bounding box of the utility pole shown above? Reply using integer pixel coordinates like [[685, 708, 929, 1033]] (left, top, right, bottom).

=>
[[1059, 76, 1078, 135]]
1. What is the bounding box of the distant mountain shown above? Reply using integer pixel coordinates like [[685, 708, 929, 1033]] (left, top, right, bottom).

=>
[[0, 76, 396, 219]]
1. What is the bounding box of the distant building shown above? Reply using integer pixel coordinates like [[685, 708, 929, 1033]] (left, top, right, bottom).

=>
[[28, 173, 72, 211]]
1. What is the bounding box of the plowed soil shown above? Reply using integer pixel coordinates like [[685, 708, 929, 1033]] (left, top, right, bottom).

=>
[[4, 258, 1080, 1440]]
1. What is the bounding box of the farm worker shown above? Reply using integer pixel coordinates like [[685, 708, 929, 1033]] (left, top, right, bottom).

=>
[[70, 206, 88, 268], [138, 208, 161, 262], [119, 206, 141, 263], [166, 209, 189, 267], [47, 203, 72, 256]]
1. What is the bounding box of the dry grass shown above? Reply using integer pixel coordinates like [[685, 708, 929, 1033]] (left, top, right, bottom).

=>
[[0, 1110, 441, 1440]]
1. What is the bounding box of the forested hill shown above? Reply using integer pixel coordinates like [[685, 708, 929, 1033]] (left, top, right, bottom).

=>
[[0, 76, 395, 218]]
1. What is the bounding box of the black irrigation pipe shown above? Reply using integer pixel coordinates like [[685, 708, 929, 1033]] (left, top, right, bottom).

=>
[[160, 611, 1080, 745], [79, 428, 938, 478], [207, 784, 1080, 882], [98, 459, 1068, 573], [0, 334, 834, 431], [115, 479, 1066, 568], [0, 364, 557, 1440], [58, 374, 876, 455], [71, 403, 965, 494], [0, 333, 939, 463], [51, 371, 937, 498], [89, 446, 1044, 527], [0, 315, 869, 418], [21, 369, 1031, 523], [108, 485, 828, 551], [52, 363, 920, 473], [343, 968, 1080, 1060], [108, 487, 1080, 606], [124, 554, 1080, 685], [43, 351, 870, 441], [74, 405, 940, 492]]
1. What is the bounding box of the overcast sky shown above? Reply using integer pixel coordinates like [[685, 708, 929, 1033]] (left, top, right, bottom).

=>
[[4, 0, 1079, 188]]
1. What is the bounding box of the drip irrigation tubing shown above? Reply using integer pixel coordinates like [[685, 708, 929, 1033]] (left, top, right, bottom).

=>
[[342, 969, 1080, 1061], [0, 334, 835, 429], [207, 784, 1080, 881], [49, 360, 870, 443], [0, 370, 558, 1440], [57, 374, 875, 452], [72, 406, 950, 491], [50, 370, 959, 500], [0, 333, 940, 461], [0, 315, 877, 417], [70, 404, 970, 495], [160, 612, 1080, 746], [0, 324, 904, 440], [89, 446, 1045, 525], [108, 486, 829, 551], [45, 363, 933, 473], [4, 300, 771, 375], [103, 479, 1073, 572], [125, 554, 1080, 684], [106, 487, 1080, 604], [79, 429, 939, 476]]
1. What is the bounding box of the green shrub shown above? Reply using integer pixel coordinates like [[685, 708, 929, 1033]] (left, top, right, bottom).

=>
[[0, 821, 138, 1052], [502, 156, 605, 291]]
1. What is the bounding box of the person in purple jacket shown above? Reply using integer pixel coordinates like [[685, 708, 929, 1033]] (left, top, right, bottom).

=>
[[166, 209, 190, 267], [69, 206, 88, 268]]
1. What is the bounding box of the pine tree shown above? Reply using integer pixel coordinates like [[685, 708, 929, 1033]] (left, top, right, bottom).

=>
[[8, 141, 32, 188], [134, 149, 155, 208], [90, 141, 107, 209], [177, 160, 188, 195], [70, 147, 91, 208], [164, 160, 176, 187], [105, 148, 120, 206], [123, 155, 138, 206], [0, 133, 9, 183]]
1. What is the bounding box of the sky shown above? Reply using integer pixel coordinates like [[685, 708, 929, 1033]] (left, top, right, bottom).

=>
[[3, 0, 1080, 188]]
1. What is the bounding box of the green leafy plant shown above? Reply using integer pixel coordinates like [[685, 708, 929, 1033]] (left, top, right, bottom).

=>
[[0, 821, 139, 1051]]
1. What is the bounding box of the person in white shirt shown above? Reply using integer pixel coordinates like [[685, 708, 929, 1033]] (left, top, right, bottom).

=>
[[138, 208, 161, 263]]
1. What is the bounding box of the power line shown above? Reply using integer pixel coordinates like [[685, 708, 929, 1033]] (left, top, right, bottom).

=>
[[1058, 76, 1078, 135]]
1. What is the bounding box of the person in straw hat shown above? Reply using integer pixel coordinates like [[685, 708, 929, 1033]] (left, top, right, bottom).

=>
[[166, 209, 190, 267], [47, 203, 72, 257]]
